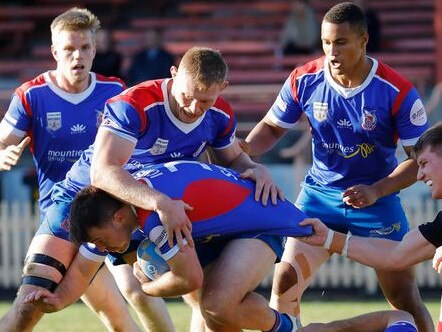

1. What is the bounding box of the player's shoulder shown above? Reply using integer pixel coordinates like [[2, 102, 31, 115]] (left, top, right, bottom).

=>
[[374, 59, 413, 91], [212, 96, 234, 118], [109, 79, 165, 109], [290, 56, 325, 79], [16, 73, 47, 95], [94, 73, 126, 90]]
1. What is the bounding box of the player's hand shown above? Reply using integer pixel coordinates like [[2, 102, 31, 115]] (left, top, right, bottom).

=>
[[432, 246, 442, 273], [133, 261, 151, 284], [0, 136, 31, 171], [298, 218, 329, 247], [342, 184, 378, 209], [156, 197, 194, 251], [24, 289, 62, 313], [240, 164, 284, 205]]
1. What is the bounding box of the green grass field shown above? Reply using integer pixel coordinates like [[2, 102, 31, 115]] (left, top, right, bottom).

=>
[[0, 296, 440, 331]]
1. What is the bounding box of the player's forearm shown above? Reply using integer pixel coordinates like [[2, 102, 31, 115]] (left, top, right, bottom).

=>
[[140, 271, 201, 298], [371, 158, 418, 199], [346, 230, 433, 270], [91, 164, 169, 211], [245, 119, 285, 156], [53, 256, 101, 310]]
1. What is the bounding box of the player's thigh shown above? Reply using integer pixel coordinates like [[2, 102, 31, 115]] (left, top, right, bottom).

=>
[[281, 237, 330, 280], [23, 233, 77, 292], [106, 259, 141, 294], [203, 238, 276, 301], [84, 264, 128, 307]]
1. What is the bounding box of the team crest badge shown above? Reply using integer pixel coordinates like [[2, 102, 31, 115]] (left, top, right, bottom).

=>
[[149, 138, 169, 155], [313, 102, 328, 122], [46, 112, 62, 132], [361, 110, 377, 131]]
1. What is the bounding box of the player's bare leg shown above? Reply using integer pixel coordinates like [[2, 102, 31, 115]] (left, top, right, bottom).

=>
[[81, 265, 142, 332], [376, 268, 434, 332], [108, 260, 175, 332], [271, 237, 330, 318], [200, 238, 296, 331], [182, 291, 206, 332], [0, 234, 141, 332]]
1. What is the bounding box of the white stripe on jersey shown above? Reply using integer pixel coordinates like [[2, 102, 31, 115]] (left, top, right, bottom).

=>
[[79, 243, 107, 262]]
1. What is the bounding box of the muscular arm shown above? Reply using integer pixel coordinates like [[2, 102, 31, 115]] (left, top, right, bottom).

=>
[[245, 116, 289, 156], [300, 218, 436, 270], [370, 146, 418, 197], [343, 146, 419, 208], [25, 253, 103, 312], [91, 128, 193, 248], [136, 246, 203, 298], [213, 137, 284, 204], [347, 228, 435, 270]]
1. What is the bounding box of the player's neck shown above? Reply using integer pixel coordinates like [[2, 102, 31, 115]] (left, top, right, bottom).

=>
[[332, 56, 372, 88], [49, 70, 91, 94]]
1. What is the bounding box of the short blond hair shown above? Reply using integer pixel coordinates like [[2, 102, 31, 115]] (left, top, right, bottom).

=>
[[179, 46, 228, 90], [50, 7, 100, 43]]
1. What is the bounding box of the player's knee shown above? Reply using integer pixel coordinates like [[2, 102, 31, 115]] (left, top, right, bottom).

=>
[[200, 292, 235, 326], [21, 253, 67, 292], [272, 261, 299, 295]]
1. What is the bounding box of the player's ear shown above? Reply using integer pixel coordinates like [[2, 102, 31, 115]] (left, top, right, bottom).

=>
[[170, 66, 178, 78], [51, 45, 58, 61], [220, 80, 229, 91]]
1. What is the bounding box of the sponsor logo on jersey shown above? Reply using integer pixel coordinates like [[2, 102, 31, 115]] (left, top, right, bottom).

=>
[[361, 110, 377, 131], [149, 138, 168, 155], [313, 102, 328, 122], [369, 222, 401, 237], [47, 149, 83, 162], [150, 226, 168, 247], [60, 216, 70, 232], [70, 124, 86, 134], [170, 152, 183, 158], [322, 142, 375, 159], [337, 118, 352, 129], [46, 112, 62, 132], [409, 99, 427, 126]]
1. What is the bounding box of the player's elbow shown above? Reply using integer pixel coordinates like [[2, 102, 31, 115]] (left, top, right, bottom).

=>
[[175, 268, 204, 294], [90, 163, 105, 187]]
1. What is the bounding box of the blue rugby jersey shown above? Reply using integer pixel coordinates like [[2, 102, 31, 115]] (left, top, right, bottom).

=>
[[0, 72, 125, 217], [133, 161, 312, 259], [268, 56, 428, 189], [101, 78, 236, 164]]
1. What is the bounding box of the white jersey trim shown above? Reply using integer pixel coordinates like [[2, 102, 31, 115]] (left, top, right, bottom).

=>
[[0, 118, 26, 138], [162, 79, 206, 134], [266, 112, 296, 129], [401, 137, 420, 147], [79, 244, 107, 262], [43, 71, 97, 105], [324, 57, 379, 99]]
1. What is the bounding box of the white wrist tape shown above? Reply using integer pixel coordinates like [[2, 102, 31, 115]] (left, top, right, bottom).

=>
[[342, 232, 352, 257], [322, 228, 334, 250]]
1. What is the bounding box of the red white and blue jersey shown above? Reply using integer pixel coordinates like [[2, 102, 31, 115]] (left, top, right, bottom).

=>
[[100, 78, 236, 165], [268, 56, 428, 189], [77, 161, 311, 262], [52, 78, 237, 201], [132, 161, 312, 259], [0, 72, 125, 218]]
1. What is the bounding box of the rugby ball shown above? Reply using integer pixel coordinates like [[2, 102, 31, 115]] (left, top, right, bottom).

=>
[[136, 238, 169, 280]]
